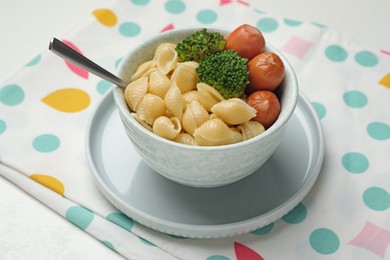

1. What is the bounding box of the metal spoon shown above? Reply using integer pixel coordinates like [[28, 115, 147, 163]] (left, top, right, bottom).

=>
[[48, 37, 127, 88]]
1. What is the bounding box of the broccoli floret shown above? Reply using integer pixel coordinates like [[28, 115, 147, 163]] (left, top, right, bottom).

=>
[[175, 28, 226, 62], [196, 50, 249, 99]]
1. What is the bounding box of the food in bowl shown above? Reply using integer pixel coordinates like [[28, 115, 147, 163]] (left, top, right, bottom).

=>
[[123, 24, 285, 146], [113, 25, 298, 187]]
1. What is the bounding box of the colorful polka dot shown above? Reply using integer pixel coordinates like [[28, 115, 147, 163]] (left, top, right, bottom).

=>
[[138, 236, 156, 246], [280, 36, 314, 59], [342, 152, 369, 174], [41, 88, 90, 113], [206, 255, 230, 260], [119, 22, 141, 37], [367, 122, 390, 140], [96, 80, 112, 95], [311, 21, 327, 28], [107, 212, 134, 231], [102, 240, 116, 252], [115, 57, 123, 69], [363, 187, 390, 211], [0, 84, 25, 106], [62, 40, 89, 79], [282, 203, 307, 224], [165, 0, 186, 14], [355, 51, 379, 67], [92, 8, 118, 27], [25, 55, 41, 67], [325, 45, 348, 62], [131, 0, 150, 5], [0, 119, 6, 135], [310, 228, 340, 254], [251, 223, 274, 235], [379, 73, 390, 88], [311, 102, 326, 119], [196, 9, 218, 24], [343, 90, 368, 108], [32, 134, 60, 153], [283, 18, 302, 26], [30, 174, 65, 195], [65, 206, 94, 230], [257, 18, 278, 32]]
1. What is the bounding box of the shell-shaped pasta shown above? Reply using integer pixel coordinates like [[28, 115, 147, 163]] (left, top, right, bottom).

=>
[[154, 43, 177, 60], [238, 121, 265, 141], [173, 133, 196, 146], [181, 100, 209, 135], [155, 43, 178, 75], [197, 83, 225, 111], [131, 113, 152, 132], [193, 119, 243, 146], [211, 98, 256, 125], [124, 76, 148, 111], [182, 90, 199, 109], [137, 93, 166, 125], [152, 116, 181, 140], [164, 82, 183, 119], [149, 70, 171, 98], [131, 60, 157, 81], [170, 62, 198, 93]]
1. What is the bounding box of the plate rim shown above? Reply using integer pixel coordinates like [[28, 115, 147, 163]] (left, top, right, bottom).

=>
[[85, 90, 325, 238]]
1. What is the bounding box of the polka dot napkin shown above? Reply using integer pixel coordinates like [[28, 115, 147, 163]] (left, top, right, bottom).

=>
[[1, 0, 390, 259]]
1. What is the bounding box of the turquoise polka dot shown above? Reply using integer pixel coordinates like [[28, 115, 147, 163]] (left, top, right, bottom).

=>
[[26, 55, 41, 67], [367, 122, 390, 140], [311, 21, 327, 28], [283, 18, 302, 26], [0, 120, 6, 135], [343, 90, 368, 108], [32, 134, 60, 153], [251, 223, 274, 235], [196, 9, 217, 24], [342, 152, 369, 174], [107, 212, 134, 231], [363, 187, 390, 211], [115, 57, 123, 69], [119, 22, 141, 37], [102, 240, 116, 252], [206, 256, 230, 260], [257, 18, 278, 33], [138, 237, 156, 246], [325, 45, 348, 62], [96, 80, 112, 95], [355, 51, 379, 67], [165, 0, 186, 14], [310, 228, 340, 254], [0, 84, 25, 106], [311, 102, 326, 119], [282, 203, 307, 224], [131, 0, 150, 5], [65, 206, 94, 230]]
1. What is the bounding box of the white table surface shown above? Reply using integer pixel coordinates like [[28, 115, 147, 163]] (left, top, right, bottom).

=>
[[1, 0, 389, 259]]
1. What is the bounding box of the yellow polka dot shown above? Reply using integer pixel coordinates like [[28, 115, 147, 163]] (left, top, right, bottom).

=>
[[379, 73, 390, 89], [93, 8, 118, 27], [42, 88, 90, 112], [30, 174, 65, 195]]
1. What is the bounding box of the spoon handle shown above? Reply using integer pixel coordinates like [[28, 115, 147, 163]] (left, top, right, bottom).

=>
[[49, 37, 127, 88]]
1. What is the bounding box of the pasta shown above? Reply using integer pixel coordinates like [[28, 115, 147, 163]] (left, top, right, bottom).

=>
[[124, 41, 267, 146], [152, 116, 181, 140], [181, 100, 209, 135], [164, 82, 183, 119], [193, 118, 243, 146], [124, 76, 148, 111], [137, 93, 166, 125], [238, 121, 265, 141], [210, 98, 256, 125]]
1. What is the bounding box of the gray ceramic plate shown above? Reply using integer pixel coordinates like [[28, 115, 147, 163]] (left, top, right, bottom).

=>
[[86, 91, 324, 238]]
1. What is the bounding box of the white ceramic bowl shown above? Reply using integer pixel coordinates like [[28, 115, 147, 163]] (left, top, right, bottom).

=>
[[113, 27, 298, 188]]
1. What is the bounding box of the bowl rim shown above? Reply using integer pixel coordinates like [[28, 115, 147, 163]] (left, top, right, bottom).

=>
[[113, 26, 298, 150]]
